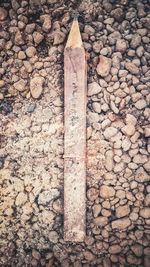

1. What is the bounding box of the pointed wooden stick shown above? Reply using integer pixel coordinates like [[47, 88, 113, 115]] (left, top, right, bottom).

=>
[[64, 18, 87, 242]]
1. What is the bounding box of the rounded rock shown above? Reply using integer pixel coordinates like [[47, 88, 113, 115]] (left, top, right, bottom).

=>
[[103, 127, 118, 140], [116, 39, 127, 53], [88, 82, 102, 96], [30, 76, 45, 99], [26, 46, 36, 58], [87, 187, 99, 202], [33, 31, 44, 44], [0, 7, 8, 21], [96, 55, 111, 77], [100, 185, 115, 199]]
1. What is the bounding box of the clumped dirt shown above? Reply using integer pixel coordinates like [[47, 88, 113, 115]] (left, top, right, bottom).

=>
[[0, 0, 150, 266]]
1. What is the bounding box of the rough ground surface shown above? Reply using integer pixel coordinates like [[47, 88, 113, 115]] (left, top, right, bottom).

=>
[[0, 0, 150, 266]]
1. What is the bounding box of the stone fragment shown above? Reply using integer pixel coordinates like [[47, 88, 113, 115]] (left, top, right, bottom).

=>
[[96, 55, 111, 77], [0, 80, 5, 88], [130, 212, 138, 221], [125, 114, 137, 125], [33, 31, 44, 44], [14, 79, 27, 92], [119, 69, 128, 77], [130, 34, 141, 49], [92, 102, 101, 113], [40, 14, 51, 32], [38, 189, 60, 205], [0, 93, 4, 100], [141, 17, 150, 30], [133, 154, 147, 164], [93, 41, 103, 53], [116, 190, 125, 199], [105, 150, 114, 171], [14, 31, 24, 45], [11, 0, 20, 10], [116, 205, 130, 218], [111, 8, 124, 22], [18, 51, 26, 60], [125, 62, 139, 75], [144, 127, 150, 137], [53, 199, 62, 214], [26, 46, 36, 57], [116, 39, 127, 53], [140, 208, 150, 219], [88, 111, 99, 123], [32, 249, 41, 260], [134, 99, 147, 110], [16, 192, 27, 206], [84, 25, 95, 35], [100, 48, 109, 56], [26, 103, 36, 113], [47, 0, 57, 3], [88, 82, 102, 96], [92, 204, 101, 218], [131, 244, 143, 257], [53, 31, 66, 45], [26, 23, 36, 34], [87, 187, 99, 202], [109, 245, 121, 254], [48, 231, 59, 243], [135, 167, 150, 183], [144, 160, 150, 172], [144, 256, 150, 267], [83, 251, 95, 262], [114, 162, 124, 173], [112, 218, 131, 230], [30, 76, 44, 99], [103, 127, 118, 139], [110, 101, 119, 114], [144, 247, 150, 256], [127, 254, 141, 265], [100, 185, 115, 199], [122, 124, 135, 136], [24, 61, 33, 73], [122, 138, 131, 151], [136, 46, 144, 57], [94, 216, 108, 227], [108, 31, 121, 45], [40, 210, 55, 225], [84, 236, 94, 246], [0, 8, 8, 21]]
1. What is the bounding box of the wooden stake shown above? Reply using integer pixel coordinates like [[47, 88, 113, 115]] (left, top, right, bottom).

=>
[[64, 17, 87, 242]]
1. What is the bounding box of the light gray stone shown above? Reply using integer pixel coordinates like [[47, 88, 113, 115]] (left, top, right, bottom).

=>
[[38, 189, 60, 205], [135, 167, 150, 183], [103, 127, 118, 139], [135, 99, 147, 110], [112, 217, 131, 230], [88, 82, 102, 96], [96, 55, 111, 77], [140, 208, 150, 219], [100, 185, 115, 199], [116, 205, 130, 218], [125, 62, 139, 75], [30, 76, 45, 99]]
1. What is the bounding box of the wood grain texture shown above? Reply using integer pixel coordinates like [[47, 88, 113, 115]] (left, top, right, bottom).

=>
[[64, 20, 87, 242]]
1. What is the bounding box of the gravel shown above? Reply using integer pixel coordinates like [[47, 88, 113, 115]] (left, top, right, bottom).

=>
[[30, 76, 45, 98], [0, 0, 150, 266], [96, 55, 111, 77]]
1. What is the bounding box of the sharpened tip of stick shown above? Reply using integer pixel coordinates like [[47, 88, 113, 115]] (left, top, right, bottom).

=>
[[74, 13, 79, 21], [65, 14, 83, 48]]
